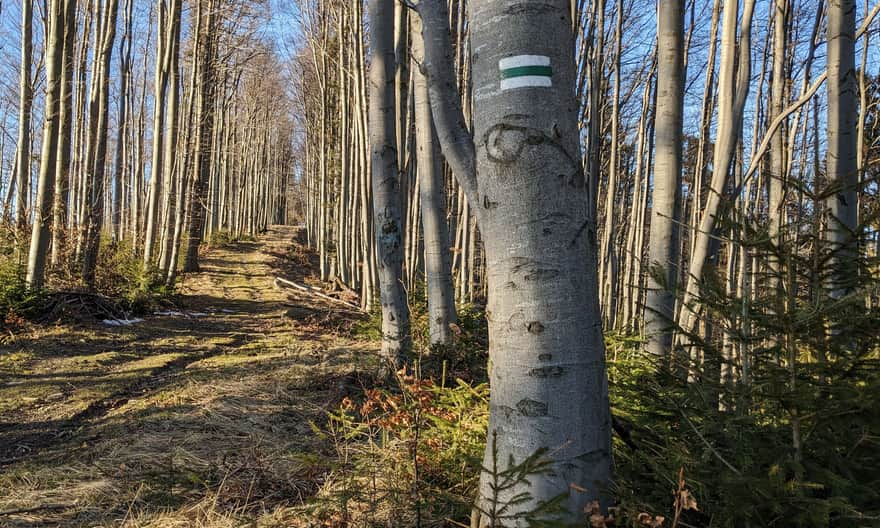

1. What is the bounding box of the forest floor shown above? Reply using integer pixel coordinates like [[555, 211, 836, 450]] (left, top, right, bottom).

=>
[[0, 226, 380, 527]]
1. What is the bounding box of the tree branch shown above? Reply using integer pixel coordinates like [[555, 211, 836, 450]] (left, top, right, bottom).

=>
[[412, 1, 481, 225], [737, 1, 880, 194]]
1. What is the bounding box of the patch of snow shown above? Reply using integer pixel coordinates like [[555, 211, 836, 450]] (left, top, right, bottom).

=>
[[103, 318, 145, 326]]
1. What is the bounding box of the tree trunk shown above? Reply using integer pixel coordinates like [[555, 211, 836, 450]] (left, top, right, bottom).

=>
[[50, 0, 79, 268], [144, 0, 172, 265], [411, 14, 456, 347], [15, 0, 34, 235], [599, 0, 623, 329], [158, 0, 183, 275], [825, 0, 858, 296], [368, 0, 410, 366], [26, 0, 66, 288], [679, 0, 755, 337], [81, 0, 120, 288], [183, 0, 218, 273], [767, 0, 788, 291], [112, 0, 133, 243], [418, 0, 613, 519], [644, 0, 684, 358]]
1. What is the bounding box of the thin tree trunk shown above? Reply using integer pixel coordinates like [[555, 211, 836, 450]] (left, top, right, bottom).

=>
[[644, 0, 684, 358], [144, 1, 172, 265], [26, 0, 66, 288], [50, 0, 79, 268], [679, 0, 755, 337], [412, 14, 456, 347], [15, 0, 34, 236], [368, 0, 410, 366], [81, 0, 120, 288], [158, 0, 182, 275], [112, 0, 133, 243], [183, 0, 218, 273], [825, 0, 858, 297], [767, 0, 788, 291], [599, 0, 623, 328]]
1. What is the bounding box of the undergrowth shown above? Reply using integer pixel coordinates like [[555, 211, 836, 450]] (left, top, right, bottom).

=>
[[208, 230, 257, 247], [0, 226, 174, 332], [311, 222, 880, 526]]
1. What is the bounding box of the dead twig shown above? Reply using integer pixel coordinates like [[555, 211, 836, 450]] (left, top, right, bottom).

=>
[[0, 503, 76, 516], [274, 277, 362, 311]]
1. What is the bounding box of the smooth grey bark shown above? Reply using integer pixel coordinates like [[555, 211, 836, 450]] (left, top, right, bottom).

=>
[[81, 0, 120, 288], [679, 0, 755, 337], [131, 30, 149, 243], [158, 0, 182, 276], [856, 0, 870, 184], [587, 0, 606, 228], [50, 0, 79, 268], [418, 0, 612, 520], [15, 0, 34, 233], [825, 0, 859, 296], [411, 15, 456, 347], [368, 0, 410, 365], [620, 58, 655, 333], [168, 27, 200, 285], [599, 0, 623, 328], [144, 1, 172, 265], [644, 0, 684, 358], [688, 0, 721, 267], [26, 0, 66, 288], [183, 0, 218, 273], [767, 0, 788, 281], [112, 0, 134, 243]]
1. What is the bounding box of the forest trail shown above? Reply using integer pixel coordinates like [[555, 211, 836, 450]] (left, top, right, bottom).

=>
[[0, 225, 378, 527]]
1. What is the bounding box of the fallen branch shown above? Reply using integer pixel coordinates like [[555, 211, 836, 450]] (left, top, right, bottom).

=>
[[332, 277, 360, 298], [274, 277, 363, 311]]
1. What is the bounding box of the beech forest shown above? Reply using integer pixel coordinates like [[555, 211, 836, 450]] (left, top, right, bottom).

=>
[[0, 0, 878, 526]]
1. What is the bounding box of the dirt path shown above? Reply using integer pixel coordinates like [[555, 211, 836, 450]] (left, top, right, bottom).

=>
[[0, 226, 378, 527]]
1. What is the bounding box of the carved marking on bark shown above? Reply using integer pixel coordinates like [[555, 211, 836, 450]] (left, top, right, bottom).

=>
[[526, 321, 545, 334], [529, 366, 564, 378], [504, 2, 557, 16], [510, 257, 561, 282], [516, 398, 548, 417]]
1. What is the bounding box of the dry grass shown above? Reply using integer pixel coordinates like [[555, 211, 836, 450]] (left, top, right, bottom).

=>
[[0, 226, 380, 527]]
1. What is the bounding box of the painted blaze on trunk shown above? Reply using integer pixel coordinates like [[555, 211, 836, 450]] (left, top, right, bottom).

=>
[[470, 0, 612, 521]]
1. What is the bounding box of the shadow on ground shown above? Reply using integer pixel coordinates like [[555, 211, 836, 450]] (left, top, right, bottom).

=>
[[0, 225, 380, 527]]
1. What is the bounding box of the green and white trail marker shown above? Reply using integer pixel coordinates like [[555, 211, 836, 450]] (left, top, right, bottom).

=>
[[499, 55, 552, 91]]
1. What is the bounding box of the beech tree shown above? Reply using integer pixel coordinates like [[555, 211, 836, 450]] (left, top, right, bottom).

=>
[[1, 0, 880, 523], [644, 0, 684, 358], [418, 0, 612, 519], [183, 0, 219, 273], [678, 0, 755, 338], [14, 0, 33, 234], [143, 0, 179, 266], [826, 0, 859, 296], [81, 0, 120, 288], [411, 14, 456, 347], [25, 0, 66, 288], [367, 0, 410, 365]]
